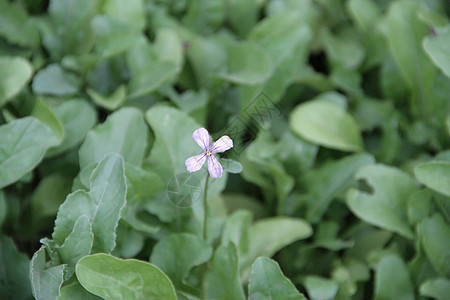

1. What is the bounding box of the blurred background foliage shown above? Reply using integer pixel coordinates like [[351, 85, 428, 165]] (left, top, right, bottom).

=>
[[0, 0, 449, 299]]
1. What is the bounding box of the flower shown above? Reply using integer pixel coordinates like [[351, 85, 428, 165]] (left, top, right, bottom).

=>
[[185, 128, 233, 178]]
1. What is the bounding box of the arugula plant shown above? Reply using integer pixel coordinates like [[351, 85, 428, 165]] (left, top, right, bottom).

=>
[[0, 0, 449, 299]]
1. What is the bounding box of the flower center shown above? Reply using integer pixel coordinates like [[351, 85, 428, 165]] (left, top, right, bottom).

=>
[[206, 150, 212, 156]]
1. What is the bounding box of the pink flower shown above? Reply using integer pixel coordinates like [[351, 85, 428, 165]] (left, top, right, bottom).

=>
[[185, 128, 233, 178]]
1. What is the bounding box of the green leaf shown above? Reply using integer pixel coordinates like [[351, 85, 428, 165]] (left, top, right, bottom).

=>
[[303, 153, 375, 223], [31, 174, 72, 217], [0, 192, 5, 229], [0, 57, 33, 107], [0, 236, 32, 299], [76, 253, 177, 300], [87, 85, 127, 111], [53, 153, 127, 253], [79, 107, 147, 168], [240, 217, 312, 280], [419, 277, 450, 300], [386, 0, 436, 117], [58, 281, 101, 300], [374, 254, 414, 300], [0, 2, 39, 47], [218, 42, 273, 85], [423, 25, 450, 79], [56, 215, 94, 277], [30, 247, 66, 300], [249, 257, 306, 300], [150, 233, 212, 289], [103, 0, 145, 30], [0, 117, 58, 189], [290, 99, 363, 152], [415, 161, 450, 197], [32, 99, 65, 142], [303, 276, 339, 300], [48, 99, 97, 156], [407, 188, 432, 226], [204, 244, 245, 300], [32, 64, 80, 96], [417, 214, 450, 277], [126, 43, 178, 99], [346, 164, 417, 239]]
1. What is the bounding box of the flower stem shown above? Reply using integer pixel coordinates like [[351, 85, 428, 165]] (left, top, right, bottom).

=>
[[203, 175, 209, 241]]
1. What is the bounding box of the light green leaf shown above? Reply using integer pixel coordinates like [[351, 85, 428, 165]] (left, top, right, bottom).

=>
[[32, 64, 80, 96], [87, 85, 127, 111], [0, 236, 31, 299], [407, 188, 432, 226], [48, 100, 97, 156], [303, 276, 339, 300], [303, 153, 375, 223], [417, 214, 450, 277], [218, 42, 273, 85], [346, 164, 417, 239], [58, 281, 101, 300], [204, 244, 245, 300], [56, 215, 94, 277], [30, 247, 66, 300], [249, 257, 306, 300], [31, 174, 72, 217], [415, 161, 450, 196], [0, 2, 39, 47], [0, 57, 33, 107], [103, 0, 145, 30], [374, 254, 414, 300], [0, 117, 58, 189], [290, 100, 363, 152], [423, 25, 450, 79], [76, 253, 177, 300], [53, 153, 127, 253], [79, 107, 147, 168], [32, 99, 65, 142], [150, 233, 212, 288], [419, 277, 450, 300]]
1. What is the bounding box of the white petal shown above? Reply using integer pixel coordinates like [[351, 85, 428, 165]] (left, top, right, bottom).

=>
[[210, 135, 233, 153], [185, 153, 207, 173], [192, 127, 210, 151], [207, 155, 223, 178]]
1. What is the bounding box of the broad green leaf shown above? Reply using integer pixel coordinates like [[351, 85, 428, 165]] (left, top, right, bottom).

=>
[[30, 247, 66, 300], [125, 163, 164, 203], [374, 254, 414, 300], [150, 233, 212, 288], [0, 236, 31, 299], [218, 42, 273, 85], [0, 57, 33, 107], [56, 215, 93, 276], [417, 214, 450, 277], [322, 27, 365, 70], [48, 100, 97, 156], [79, 107, 147, 168], [31, 174, 72, 217], [53, 153, 127, 253], [346, 164, 417, 239], [87, 85, 127, 110], [419, 277, 450, 300], [76, 253, 177, 300], [407, 188, 432, 225], [290, 100, 363, 152], [204, 244, 245, 300], [90, 15, 144, 58], [32, 99, 65, 142], [303, 276, 339, 300], [415, 161, 450, 196], [126, 43, 178, 98], [249, 257, 306, 300], [0, 2, 39, 47], [386, 0, 436, 117], [221, 210, 252, 253], [241, 217, 312, 280], [32, 64, 80, 96], [423, 25, 450, 79], [103, 0, 145, 30], [227, 0, 258, 37], [153, 27, 184, 70], [302, 153, 375, 223], [0, 117, 58, 189], [58, 281, 101, 300]]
